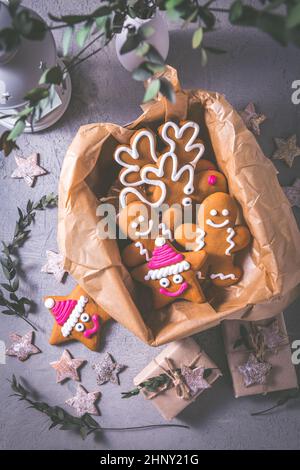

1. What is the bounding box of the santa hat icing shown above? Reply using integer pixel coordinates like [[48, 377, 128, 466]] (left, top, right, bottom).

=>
[[145, 237, 190, 281], [44, 296, 88, 337]]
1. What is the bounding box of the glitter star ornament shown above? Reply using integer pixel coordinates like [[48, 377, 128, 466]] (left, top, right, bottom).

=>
[[66, 384, 100, 417], [50, 349, 85, 383], [92, 353, 126, 385], [240, 102, 266, 135], [6, 331, 40, 361], [257, 320, 285, 350], [238, 353, 272, 387], [41, 250, 66, 282], [181, 365, 211, 397], [11, 153, 47, 186], [283, 179, 300, 208], [272, 135, 300, 167]]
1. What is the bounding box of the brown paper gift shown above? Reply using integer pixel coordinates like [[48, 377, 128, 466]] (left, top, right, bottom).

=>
[[133, 337, 222, 420], [222, 313, 298, 397], [57, 65, 300, 346]]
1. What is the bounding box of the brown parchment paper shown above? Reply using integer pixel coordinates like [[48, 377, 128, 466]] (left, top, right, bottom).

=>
[[58, 66, 300, 346]]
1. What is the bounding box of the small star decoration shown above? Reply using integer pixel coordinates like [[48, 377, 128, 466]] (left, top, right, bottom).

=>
[[283, 179, 300, 208], [66, 384, 100, 417], [181, 365, 211, 397], [257, 320, 285, 350], [92, 352, 125, 385], [50, 349, 85, 383], [6, 331, 40, 361], [272, 135, 300, 167], [238, 353, 272, 387], [41, 250, 66, 283], [11, 153, 47, 186], [240, 102, 266, 135]]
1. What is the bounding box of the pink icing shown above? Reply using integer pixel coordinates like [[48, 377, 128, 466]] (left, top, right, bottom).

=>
[[148, 244, 184, 269], [208, 174, 217, 185], [84, 314, 100, 338], [159, 281, 188, 297], [52, 299, 77, 326]]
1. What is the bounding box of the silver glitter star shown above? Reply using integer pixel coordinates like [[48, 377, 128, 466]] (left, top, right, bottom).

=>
[[92, 353, 125, 385], [240, 102, 266, 135], [41, 250, 66, 282], [66, 384, 100, 417], [272, 135, 300, 167], [257, 320, 285, 350], [50, 349, 85, 383], [238, 353, 272, 387], [283, 179, 300, 208], [6, 331, 41, 361], [181, 365, 211, 397], [11, 153, 47, 187]]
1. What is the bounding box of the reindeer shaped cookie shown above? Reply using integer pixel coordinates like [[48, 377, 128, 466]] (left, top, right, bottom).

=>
[[174, 192, 251, 286]]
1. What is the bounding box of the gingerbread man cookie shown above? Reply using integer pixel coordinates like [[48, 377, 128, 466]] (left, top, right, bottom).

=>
[[44, 285, 111, 351], [175, 192, 251, 286], [131, 236, 207, 309]]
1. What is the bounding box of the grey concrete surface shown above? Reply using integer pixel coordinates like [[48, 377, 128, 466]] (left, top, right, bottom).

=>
[[0, 0, 300, 450]]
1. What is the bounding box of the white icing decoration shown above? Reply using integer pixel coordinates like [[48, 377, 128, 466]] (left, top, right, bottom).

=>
[[210, 209, 217, 216], [155, 236, 166, 247], [225, 227, 235, 256], [182, 197, 192, 207], [161, 121, 205, 167], [131, 221, 138, 229], [119, 185, 166, 209], [173, 274, 183, 284], [61, 300, 90, 338], [222, 209, 229, 216], [135, 219, 154, 237], [114, 129, 158, 187], [75, 323, 84, 332], [210, 273, 236, 280], [159, 277, 170, 288], [138, 215, 145, 222], [135, 241, 150, 261], [206, 218, 229, 228], [44, 298, 55, 309], [158, 222, 172, 240], [195, 227, 206, 251], [145, 260, 190, 281]]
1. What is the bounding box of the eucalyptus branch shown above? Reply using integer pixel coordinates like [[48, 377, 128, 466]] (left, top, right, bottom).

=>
[[0, 193, 58, 330], [251, 390, 300, 416], [9, 375, 189, 440]]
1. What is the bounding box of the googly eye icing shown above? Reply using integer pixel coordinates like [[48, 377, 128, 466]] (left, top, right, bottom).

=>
[[210, 209, 217, 216], [138, 215, 145, 222], [173, 274, 183, 284], [222, 209, 229, 216], [185, 187, 193, 194], [75, 322, 85, 332], [80, 313, 90, 322], [159, 277, 170, 288], [131, 221, 138, 229], [182, 197, 192, 207]]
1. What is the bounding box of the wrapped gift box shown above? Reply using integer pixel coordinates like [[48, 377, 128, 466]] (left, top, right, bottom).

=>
[[133, 337, 222, 420], [222, 313, 298, 397]]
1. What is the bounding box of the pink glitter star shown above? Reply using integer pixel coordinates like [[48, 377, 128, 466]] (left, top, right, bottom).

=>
[[11, 153, 47, 186]]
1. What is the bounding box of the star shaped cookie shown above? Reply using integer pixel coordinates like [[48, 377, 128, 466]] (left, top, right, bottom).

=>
[[238, 353, 272, 387], [272, 135, 300, 167], [6, 331, 41, 361], [41, 250, 66, 283], [181, 365, 211, 397], [66, 384, 100, 417], [257, 319, 285, 350], [44, 285, 111, 351], [11, 153, 47, 186], [92, 353, 126, 385], [283, 178, 300, 208], [50, 349, 85, 383]]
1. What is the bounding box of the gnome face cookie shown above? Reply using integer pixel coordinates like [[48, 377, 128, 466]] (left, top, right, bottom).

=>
[[44, 285, 111, 351], [131, 236, 207, 309], [175, 192, 251, 287]]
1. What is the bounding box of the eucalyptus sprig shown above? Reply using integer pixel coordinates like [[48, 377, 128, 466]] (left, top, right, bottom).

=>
[[251, 389, 300, 416], [0, 193, 58, 329], [9, 375, 189, 439]]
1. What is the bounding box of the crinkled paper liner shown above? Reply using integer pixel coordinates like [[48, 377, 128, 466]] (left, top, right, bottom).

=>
[[58, 66, 300, 346]]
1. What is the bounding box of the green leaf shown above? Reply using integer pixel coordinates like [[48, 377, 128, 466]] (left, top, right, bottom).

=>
[[136, 42, 150, 57], [120, 33, 141, 54], [39, 66, 63, 86], [192, 27, 203, 49], [76, 21, 93, 48], [0, 130, 19, 156], [143, 79, 160, 103], [144, 45, 165, 65], [49, 14, 88, 25], [79, 426, 88, 440], [287, 3, 300, 29], [229, 0, 243, 23], [132, 63, 153, 81], [159, 78, 175, 103], [0, 27, 20, 52], [24, 87, 49, 105], [198, 7, 216, 29], [140, 25, 154, 39], [62, 26, 73, 56], [7, 119, 26, 142]]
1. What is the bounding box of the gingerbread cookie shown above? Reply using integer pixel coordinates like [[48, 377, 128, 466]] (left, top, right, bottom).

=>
[[44, 285, 111, 351], [194, 169, 228, 201], [175, 192, 251, 286], [131, 236, 207, 309], [114, 128, 157, 187]]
